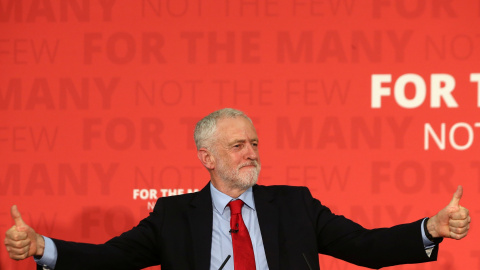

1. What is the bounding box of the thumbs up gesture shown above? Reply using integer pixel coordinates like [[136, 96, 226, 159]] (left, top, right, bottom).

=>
[[4, 205, 45, 260], [426, 186, 471, 240]]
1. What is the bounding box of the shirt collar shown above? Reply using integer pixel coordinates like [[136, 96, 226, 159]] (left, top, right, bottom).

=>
[[210, 182, 256, 215]]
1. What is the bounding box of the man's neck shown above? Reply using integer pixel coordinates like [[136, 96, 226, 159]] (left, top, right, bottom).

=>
[[210, 180, 248, 198]]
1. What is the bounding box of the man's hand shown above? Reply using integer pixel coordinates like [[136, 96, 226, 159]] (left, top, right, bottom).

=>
[[4, 205, 45, 260], [427, 185, 471, 240]]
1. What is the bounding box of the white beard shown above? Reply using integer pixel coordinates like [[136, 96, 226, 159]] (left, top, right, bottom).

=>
[[216, 160, 261, 190]]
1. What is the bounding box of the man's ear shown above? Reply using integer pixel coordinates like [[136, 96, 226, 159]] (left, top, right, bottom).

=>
[[197, 148, 215, 170]]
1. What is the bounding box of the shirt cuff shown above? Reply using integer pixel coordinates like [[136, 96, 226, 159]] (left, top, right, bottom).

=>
[[33, 236, 57, 269], [421, 218, 436, 249]]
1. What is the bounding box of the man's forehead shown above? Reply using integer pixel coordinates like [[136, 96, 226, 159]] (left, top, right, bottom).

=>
[[216, 117, 257, 138]]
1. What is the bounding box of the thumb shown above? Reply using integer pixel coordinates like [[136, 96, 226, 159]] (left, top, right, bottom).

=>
[[11, 205, 27, 229], [448, 185, 463, 208]]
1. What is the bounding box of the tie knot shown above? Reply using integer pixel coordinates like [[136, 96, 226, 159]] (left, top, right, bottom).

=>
[[228, 199, 244, 214]]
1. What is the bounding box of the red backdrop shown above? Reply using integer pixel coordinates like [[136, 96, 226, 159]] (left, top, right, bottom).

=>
[[1, 0, 479, 269]]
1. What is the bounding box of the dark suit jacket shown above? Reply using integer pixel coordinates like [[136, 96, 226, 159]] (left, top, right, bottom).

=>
[[45, 184, 438, 269]]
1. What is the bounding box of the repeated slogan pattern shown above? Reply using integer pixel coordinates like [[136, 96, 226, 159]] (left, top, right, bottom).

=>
[[1, 1, 479, 269]]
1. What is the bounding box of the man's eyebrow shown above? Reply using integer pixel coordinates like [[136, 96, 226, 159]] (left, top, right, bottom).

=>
[[228, 138, 258, 146], [228, 139, 246, 146]]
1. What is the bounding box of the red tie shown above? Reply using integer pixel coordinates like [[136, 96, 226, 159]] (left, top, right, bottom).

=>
[[228, 200, 256, 270]]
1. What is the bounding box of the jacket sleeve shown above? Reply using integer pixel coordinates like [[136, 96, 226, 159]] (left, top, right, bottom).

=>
[[49, 203, 165, 270], [301, 187, 438, 269]]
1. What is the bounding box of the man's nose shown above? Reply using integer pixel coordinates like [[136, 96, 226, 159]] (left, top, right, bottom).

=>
[[244, 143, 258, 160]]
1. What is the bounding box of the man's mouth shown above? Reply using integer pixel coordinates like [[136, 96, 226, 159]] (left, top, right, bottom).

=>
[[239, 163, 257, 169]]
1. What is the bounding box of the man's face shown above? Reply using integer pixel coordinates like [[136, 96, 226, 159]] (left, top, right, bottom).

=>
[[211, 117, 261, 191]]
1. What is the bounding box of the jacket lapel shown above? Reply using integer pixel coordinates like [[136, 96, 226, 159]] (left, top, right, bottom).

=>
[[253, 185, 280, 270], [188, 183, 213, 270]]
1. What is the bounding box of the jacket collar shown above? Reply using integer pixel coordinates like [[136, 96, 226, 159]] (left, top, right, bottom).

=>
[[188, 183, 213, 270], [188, 183, 280, 270], [253, 185, 280, 270]]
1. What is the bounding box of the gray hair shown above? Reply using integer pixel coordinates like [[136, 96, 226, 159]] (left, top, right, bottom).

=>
[[194, 108, 252, 150]]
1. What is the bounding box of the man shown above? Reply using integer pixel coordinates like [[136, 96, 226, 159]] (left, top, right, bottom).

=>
[[5, 108, 471, 270]]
